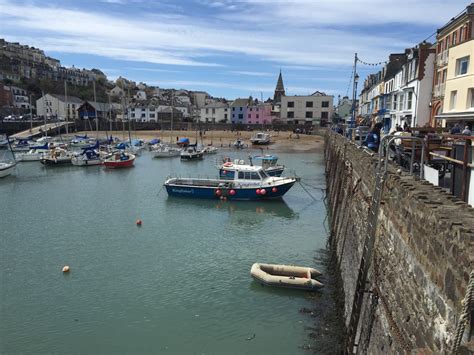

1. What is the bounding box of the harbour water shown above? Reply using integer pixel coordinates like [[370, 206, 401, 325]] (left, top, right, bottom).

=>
[[0, 150, 344, 354]]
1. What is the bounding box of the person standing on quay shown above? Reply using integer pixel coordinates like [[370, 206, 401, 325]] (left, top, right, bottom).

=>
[[363, 123, 383, 152]]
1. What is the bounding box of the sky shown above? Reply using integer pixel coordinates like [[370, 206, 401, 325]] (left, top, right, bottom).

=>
[[0, 0, 469, 100]]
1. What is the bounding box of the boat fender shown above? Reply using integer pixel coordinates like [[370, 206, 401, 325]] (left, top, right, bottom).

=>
[[229, 189, 236, 196], [215, 189, 222, 196], [136, 219, 142, 226], [223, 162, 233, 167], [272, 187, 278, 193], [260, 189, 266, 195], [256, 189, 261, 195], [62, 265, 70, 273]]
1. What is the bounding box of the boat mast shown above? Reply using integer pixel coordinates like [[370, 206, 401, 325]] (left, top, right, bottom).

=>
[[170, 91, 173, 144], [93, 80, 98, 140], [127, 87, 132, 145], [41, 90, 46, 137], [64, 80, 68, 135]]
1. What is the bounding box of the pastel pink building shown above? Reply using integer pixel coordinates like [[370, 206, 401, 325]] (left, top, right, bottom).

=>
[[245, 103, 272, 125]]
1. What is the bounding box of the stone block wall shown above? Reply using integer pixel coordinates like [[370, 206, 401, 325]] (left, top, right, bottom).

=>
[[325, 132, 473, 353]]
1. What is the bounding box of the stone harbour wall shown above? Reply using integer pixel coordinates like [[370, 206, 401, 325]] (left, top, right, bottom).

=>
[[324, 131, 473, 353]]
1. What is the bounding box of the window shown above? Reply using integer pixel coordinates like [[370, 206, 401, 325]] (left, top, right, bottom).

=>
[[407, 92, 413, 110], [149, 113, 155, 118], [288, 101, 294, 108], [256, 114, 259, 118], [250, 172, 260, 180], [305, 111, 313, 118], [240, 107, 242, 111], [287, 111, 294, 118], [248, 121, 252, 124], [393, 95, 398, 110], [224, 114, 227, 119], [452, 31, 457, 46], [131, 113, 135, 118], [206, 108, 209, 114], [249, 108, 253, 111], [468, 88, 474, 109], [232, 107, 235, 111], [306, 101, 313, 108], [322, 101, 329, 108], [450, 90, 457, 110], [399, 94, 404, 111], [248, 114, 251, 118], [212, 108, 215, 114], [238, 114, 243, 119], [321, 112, 328, 119], [456, 56, 469, 76], [141, 113, 146, 118]]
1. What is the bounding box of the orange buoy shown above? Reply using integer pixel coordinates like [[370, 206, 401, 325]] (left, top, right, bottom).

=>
[[136, 219, 142, 226], [62, 265, 70, 273]]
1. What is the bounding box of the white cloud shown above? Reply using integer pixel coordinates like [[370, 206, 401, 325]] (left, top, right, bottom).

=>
[[228, 71, 273, 77], [0, 0, 433, 70]]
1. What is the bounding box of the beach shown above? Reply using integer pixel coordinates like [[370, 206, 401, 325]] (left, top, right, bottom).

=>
[[74, 130, 325, 153]]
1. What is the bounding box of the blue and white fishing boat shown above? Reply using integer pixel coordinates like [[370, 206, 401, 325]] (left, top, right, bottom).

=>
[[164, 163, 296, 200]]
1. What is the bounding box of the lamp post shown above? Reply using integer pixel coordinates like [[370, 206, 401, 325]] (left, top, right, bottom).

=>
[[351, 73, 359, 129]]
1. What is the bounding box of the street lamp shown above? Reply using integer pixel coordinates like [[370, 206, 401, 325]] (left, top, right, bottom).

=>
[[351, 73, 359, 128]]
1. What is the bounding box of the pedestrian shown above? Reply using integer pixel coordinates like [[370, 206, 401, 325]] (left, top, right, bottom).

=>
[[450, 123, 462, 134], [462, 125, 472, 136], [363, 123, 383, 152]]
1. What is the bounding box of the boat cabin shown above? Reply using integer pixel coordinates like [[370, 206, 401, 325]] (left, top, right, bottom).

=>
[[220, 162, 269, 181]]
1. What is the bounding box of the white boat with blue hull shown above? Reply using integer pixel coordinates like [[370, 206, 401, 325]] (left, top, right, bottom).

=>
[[164, 164, 296, 201]]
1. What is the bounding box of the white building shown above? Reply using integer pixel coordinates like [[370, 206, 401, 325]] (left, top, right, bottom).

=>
[[199, 102, 230, 123], [191, 91, 208, 108], [389, 44, 435, 128], [109, 86, 124, 97], [5, 86, 31, 109], [133, 90, 147, 101], [280, 91, 334, 126], [36, 93, 82, 120]]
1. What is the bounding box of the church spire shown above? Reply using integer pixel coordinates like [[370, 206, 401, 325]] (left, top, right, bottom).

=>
[[273, 70, 285, 103]]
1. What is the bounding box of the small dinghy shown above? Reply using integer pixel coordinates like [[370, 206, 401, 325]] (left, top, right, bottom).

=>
[[250, 263, 323, 290]]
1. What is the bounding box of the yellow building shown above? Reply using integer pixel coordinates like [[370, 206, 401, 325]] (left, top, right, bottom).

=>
[[437, 39, 474, 126]]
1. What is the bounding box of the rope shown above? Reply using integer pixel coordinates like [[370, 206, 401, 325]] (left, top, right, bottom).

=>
[[156, 185, 165, 197], [298, 181, 319, 202], [452, 270, 474, 354]]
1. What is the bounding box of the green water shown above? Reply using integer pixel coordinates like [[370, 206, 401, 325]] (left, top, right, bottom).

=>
[[0, 150, 343, 354]]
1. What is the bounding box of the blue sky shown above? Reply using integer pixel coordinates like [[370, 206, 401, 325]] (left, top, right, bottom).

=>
[[0, 0, 469, 99]]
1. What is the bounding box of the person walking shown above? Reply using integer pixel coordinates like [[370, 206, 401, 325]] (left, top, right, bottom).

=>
[[363, 123, 383, 152]]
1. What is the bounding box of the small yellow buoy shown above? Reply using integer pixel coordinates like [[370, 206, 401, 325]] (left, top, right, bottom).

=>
[[136, 219, 142, 226], [62, 265, 70, 273]]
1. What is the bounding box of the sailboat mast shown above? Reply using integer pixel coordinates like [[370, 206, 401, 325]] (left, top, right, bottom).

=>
[[41, 91, 46, 137], [170, 91, 173, 144], [64, 80, 69, 135], [93, 80, 98, 140], [29, 94, 33, 133], [127, 87, 132, 145]]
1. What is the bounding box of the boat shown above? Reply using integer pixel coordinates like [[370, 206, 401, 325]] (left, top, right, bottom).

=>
[[177, 137, 190, 147], [152, 144, 181, 158], [0, 161, 16, 178], [103, 151, 135, 168], [180, 146, 204, 161], [203, 146, 219, 154], [40, 147, 73, 165], [11, 138, 34, 152], [233, 139, 246, 149], [250, 132, 271, 145], [70, 135, 96, 148], [250, 155, 284, 177], [71, 148, 103, 166], [250, 263, 323, 290], [219, 156, 284, 178], [164, 163, 296, 200]]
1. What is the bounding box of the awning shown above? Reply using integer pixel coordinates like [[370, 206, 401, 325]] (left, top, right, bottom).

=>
[[435, 112, 474, 121]]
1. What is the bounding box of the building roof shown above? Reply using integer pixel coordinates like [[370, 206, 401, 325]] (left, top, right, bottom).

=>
[[231, 98, 249, 107], [49, 94, 83, 104], [275, 71, 285, 92]]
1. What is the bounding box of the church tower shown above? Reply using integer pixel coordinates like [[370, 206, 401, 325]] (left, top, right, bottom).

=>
[[273, 70, 285, 103]]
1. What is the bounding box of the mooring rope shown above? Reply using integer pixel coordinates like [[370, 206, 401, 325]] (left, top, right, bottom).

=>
[[452, 270, 474, 354]]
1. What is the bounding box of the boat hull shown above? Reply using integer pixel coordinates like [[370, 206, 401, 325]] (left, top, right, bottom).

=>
[[153, 151, 181, 158], [71, 158, 103, 166], [40, 158, 72, 165], [250, 263, 323, 290], [165, 179, 295, 200], [180, 152, 204, 160], [104, 158, 135, 168], [0, 163, 15, 178]]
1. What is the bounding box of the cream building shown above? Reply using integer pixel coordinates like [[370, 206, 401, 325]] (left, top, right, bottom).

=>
[[280, 91, 334, 126], [199, 102, 230, 123], [438, 39, 474, 125]]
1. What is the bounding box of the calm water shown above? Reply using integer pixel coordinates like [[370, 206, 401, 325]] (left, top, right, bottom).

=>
[[0, 149, 343, 354]]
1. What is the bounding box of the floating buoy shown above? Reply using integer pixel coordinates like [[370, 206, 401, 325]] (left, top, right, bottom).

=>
[[260, 189, 267, 195], [136, 219, 142, 226], [62, 265, 70, 273], [229, 189, 236, 196], [272, 187, 278, 193], [256, 189, 261, 195]]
